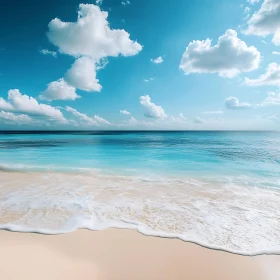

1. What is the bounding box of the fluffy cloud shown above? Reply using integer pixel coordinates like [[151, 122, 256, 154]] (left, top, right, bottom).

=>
[[39, 49, 57, 57], [45, 4, 142, 97], [140, 95, 167, 118], [0, 89, 66, 122], [225, 96, 252, 109], [244, 63, 280, 87], [96, 0, 103, 5], [47, 4, 142, 61], [66, 106, 111, 126], [40, 78, 80, 101], [0, 111, 32, 125], [65, 56, 102, 92], [244, 0, 280, 45], [272, 51, 280, 55], [151, 56, 164, 64], [120, 110, 131, 115], [180, 29, 260, 78]]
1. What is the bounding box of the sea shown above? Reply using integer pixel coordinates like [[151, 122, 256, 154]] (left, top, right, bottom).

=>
[[0, 131, 280, 255]]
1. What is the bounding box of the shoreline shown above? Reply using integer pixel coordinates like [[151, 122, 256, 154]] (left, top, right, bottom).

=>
[[1, 228, 280, 280]]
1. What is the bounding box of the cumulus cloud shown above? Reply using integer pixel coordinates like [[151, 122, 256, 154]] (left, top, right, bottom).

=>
[[45, 4, 142, 97], [244, 0, 280, 45], [272, 51, 280, 55], [225, 96, 252, 109], [66, 106, 111, 126], [180, 29, 260, 78], [120, 110, 131, 115], [151, 56, 164, 64], [0, 111, 33, 125], [39, 49, 57, 57], [140, 95, 167, 118], [47, 4, 142, 61], [96, 0, 103, 5], [65, 56, 102, 92], [0, 89, 66, 122], [244, 63, 280, 87], [40, 78, 80, 101]]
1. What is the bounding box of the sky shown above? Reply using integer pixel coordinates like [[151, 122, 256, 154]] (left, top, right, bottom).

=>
[[0, 0, 280, 130]]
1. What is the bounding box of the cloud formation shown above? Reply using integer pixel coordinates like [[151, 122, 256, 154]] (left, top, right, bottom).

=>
[[225, 96, 252, 109], [0, 89, 66, 122], [244, 63, 280, 87], [39, 49, 57, 57], [0, 111, 32, 125], [180, 29, 260, 78], [44, 4, 142, 98], [66, 106, 111, 126], [40, 78, 80, 101], [140, 95, 167, 118], [244, 0, 280, 45], [151, 56, 164, 64], [120, 110, 131, 115], [47, 4, 142, 61], [65, 56, 102, 92], [262, 91, 280, 105]]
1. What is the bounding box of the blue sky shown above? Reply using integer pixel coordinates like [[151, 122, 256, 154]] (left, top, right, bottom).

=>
[[0, 0, 280, 130]]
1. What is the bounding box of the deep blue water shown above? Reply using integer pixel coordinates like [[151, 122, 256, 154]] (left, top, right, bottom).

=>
[[0, 131, 279, 180]]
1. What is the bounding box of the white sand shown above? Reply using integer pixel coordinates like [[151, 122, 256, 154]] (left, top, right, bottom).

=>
[[0, 229, 279, 280]]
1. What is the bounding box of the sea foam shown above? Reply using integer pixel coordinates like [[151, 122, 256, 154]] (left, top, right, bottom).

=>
[[0, 170, 280, 256]]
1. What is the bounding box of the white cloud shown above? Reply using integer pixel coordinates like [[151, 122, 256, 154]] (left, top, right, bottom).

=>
[[39, 49, 57, 57], [179, 29, 261, 78], [47, 4, 142, 61], [225, 96, 252, 109], [94, 115, 111, 125], [244, 7, 251, 14], [140, 95, 167, 118], [0, 89, 66, 122], [247, 0, 259, 4], [262, 91, 280, 105], [66, 106, 111, 126], [65, 56, 102, 92], [66, 106, 98, 126], [244, 0, 280, 45], [272, 51, 280, 55], [244, 63, 280, 87], [143, 77, 154, 82], [0, 111, 33, 125], [151, 56, 164, 64], [40, 78, 80, 101], [121, 0, 130, 5], [120, 110, 131, 115], [96, 0, 103, 5]]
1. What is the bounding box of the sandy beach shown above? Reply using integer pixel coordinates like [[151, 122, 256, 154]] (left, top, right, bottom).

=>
[[0, 229, 279, 280]]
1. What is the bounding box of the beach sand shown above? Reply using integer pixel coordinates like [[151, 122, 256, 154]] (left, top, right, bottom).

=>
[[0, 229, 279, 280]]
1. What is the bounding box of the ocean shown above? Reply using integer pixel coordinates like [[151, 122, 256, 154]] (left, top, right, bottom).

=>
[[0, 131, 280, 255]]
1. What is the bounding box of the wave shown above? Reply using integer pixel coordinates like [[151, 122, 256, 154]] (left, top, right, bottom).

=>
[[0, 170, 280, 256]]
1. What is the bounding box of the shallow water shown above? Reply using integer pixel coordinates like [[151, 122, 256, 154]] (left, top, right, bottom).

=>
[[0, 131, 280, 255]]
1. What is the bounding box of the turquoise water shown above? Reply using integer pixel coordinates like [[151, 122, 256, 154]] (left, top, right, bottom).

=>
[[0, 131, 279, 179], [0, 131, 280, 255]]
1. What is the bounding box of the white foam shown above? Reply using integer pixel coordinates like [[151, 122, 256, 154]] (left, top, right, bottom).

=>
[[0, 171, 280, 256]]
